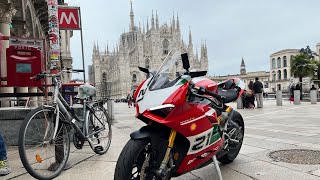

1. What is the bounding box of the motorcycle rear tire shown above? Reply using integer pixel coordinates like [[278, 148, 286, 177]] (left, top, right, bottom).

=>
[[217, 111, 244, 164]]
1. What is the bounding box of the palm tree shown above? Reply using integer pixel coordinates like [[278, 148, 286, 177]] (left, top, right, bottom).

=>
[[291, 53, 316, 88]]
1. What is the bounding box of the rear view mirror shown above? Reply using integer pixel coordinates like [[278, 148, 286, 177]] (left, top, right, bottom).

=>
[[181, 53, 190, 71], [138, 67, 149, 74]]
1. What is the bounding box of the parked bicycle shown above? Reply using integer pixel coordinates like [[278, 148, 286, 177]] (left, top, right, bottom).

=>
[[18, 70, 112, 180]]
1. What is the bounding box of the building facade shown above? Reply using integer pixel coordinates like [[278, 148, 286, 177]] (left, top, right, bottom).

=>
[[269, 42, 320, 92], [90, 2, 208, 99], [210, 58, 270, 92], [0, 0, 73, 107]]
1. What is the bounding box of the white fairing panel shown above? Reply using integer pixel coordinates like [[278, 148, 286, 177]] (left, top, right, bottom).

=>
[[136, 79, 182, 114]]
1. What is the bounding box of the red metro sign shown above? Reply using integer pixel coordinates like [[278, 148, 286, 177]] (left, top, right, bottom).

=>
[[58, 7, 81, 30]]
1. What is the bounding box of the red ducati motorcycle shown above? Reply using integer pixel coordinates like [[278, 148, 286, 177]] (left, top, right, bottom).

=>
[[114, 51, 245, 180]]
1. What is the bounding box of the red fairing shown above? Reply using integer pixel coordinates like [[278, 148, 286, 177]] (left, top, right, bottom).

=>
[[144, 81, 224, 173], [134, 79, 146, 116], [177, 139, 224, 173], [195, 79, 218, 93]]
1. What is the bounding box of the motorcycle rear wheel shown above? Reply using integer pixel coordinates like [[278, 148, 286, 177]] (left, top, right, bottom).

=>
[[114, 139, 170, 180], [217, 111, 244, 164]]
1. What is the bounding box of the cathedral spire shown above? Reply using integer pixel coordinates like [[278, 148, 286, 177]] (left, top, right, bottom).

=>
[[151, 10, 155, 30], [196, 46, 199, 60], [97, 41, 100, 53], [240, 57, 246, 75], [143, 20, 145, 34], [107, 41, 109, 54], [130, 0, 135, 31], [139, 21, 141, 33], [189, 26, 193, 46], [146, 17, 149, 31], [156, 10, 159, 30], [172, 11, 176, 29], [93, 41, 96, 53], [176, 12, 180, 31], [241, 57, 245, 66]]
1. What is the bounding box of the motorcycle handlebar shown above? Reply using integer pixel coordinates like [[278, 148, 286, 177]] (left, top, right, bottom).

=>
[[190, 83, 223, 101]]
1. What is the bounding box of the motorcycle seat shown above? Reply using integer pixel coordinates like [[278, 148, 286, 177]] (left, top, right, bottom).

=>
[[218, 88, 239, 103]]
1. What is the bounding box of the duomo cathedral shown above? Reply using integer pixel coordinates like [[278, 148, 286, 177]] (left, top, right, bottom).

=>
[[89, 2, 208, 99]]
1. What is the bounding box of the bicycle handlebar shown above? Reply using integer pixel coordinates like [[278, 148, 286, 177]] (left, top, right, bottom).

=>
[[30, 69, 82, 80]]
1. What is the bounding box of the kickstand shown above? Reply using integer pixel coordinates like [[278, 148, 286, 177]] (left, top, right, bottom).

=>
[[212, 156, 223, 180]]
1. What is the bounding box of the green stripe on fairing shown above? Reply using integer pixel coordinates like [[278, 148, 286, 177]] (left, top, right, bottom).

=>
[[210, 132, 221, 144], [177, 79, 188, 85]]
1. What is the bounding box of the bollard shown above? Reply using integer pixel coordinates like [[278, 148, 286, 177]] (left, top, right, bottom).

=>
[[276, 90, 282, 106], [237, 97, 243, 109], [107, 99, 115, 122], [310, 90, 317, 104], [294, 90, 301, 105]]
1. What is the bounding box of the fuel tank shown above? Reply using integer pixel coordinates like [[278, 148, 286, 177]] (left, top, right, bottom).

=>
[[193, 77, 218, 93]]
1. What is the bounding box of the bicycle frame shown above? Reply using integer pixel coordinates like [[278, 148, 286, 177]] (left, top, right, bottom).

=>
[[49, 75, 106, 145]]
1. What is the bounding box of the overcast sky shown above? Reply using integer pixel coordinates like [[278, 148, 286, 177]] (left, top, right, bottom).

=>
[[65, 0, 320, 80]]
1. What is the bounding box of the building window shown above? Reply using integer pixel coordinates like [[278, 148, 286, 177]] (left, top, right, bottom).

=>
[[102, 72, 107, 82], [272, 71, 276, 81], [277, 57, 281, 68], [145, 59, 150, 78], [283, 56, 287, 67], [163, 39, 169, 55], [145, 59, 150, 69], [277, 84, 281, 91], [272, 58, 275, 69], [132, 74, 137, 83], [278, 70, 281, 80], [284, 69, 287, 79]]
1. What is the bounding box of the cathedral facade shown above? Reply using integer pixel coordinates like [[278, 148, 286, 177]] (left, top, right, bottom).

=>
[[89, 2, 208, 99]]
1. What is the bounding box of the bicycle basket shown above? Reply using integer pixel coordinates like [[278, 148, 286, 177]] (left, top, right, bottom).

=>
[[77, 83, 96, 99]]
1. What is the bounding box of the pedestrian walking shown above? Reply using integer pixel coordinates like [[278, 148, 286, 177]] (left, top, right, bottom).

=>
[[0, 131, 10, 176], [253, 77, 264, 108], [127, 94, 132, 108], [296, 83, 302, 100], [289, 84, 295, 103], [310, 84, 316, 91]]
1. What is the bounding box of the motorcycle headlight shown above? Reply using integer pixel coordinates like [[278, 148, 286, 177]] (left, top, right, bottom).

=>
[[149, 104, 175, 118]]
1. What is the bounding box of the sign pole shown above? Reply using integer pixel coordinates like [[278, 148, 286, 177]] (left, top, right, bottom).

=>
[[78, 7, 86, 82]]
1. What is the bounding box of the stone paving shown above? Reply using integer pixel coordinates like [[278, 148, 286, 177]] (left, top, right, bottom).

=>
[[4, 100, 320, 180]]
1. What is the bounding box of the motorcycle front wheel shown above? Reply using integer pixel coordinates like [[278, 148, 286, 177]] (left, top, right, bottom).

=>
[[114, 139, 170, 180]]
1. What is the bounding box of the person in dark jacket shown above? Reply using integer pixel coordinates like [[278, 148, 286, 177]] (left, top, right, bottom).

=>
[[253, 77, 263, 108], [295, 84, 302, 100]]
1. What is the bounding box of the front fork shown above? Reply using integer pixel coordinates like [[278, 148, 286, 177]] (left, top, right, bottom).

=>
[[155, 129, 177, 177]]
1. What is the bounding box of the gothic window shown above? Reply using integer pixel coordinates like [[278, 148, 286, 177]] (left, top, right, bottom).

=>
[[132, 74, 137, 83], [145, 59, 150, 69], [283, 56, 287, 67], [277, 57, 281, 68], [272, 71, 276, 81], [277, 70, 281, 80], [272, 58, 275, 69], [284, 69, 287, 79], [163, 39, 169, 55], [102, 73, 107, 82]]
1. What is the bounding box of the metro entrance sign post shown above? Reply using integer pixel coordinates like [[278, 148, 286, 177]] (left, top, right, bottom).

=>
[[58, 6, 86, 81]]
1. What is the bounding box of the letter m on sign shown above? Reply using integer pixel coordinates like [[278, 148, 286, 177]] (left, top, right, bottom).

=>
[[58, 7, 81, 30]]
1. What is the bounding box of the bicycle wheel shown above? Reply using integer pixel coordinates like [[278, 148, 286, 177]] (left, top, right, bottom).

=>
[[18, 106, 70, 180], [85, 103, 112, 155]]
